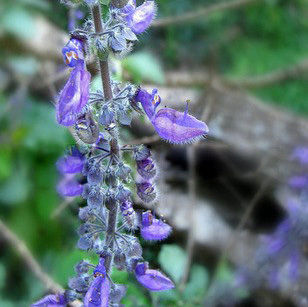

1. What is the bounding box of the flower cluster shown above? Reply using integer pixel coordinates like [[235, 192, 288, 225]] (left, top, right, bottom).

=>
[[33, 0, 208, 306]]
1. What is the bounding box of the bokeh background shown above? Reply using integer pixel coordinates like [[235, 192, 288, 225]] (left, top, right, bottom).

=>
[[0, 0, 307, 306]]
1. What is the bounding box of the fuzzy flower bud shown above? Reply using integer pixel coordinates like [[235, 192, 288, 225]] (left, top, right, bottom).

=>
[[136, 179, 156, 203], [137, 157, 156, 179], [135, 262, 174, 291]]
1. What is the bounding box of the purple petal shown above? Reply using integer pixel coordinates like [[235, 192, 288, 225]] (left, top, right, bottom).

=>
[[292, 146, 308, 164], [126, 1, 157, 34], [135, 88, 157, 119], [32, 293, 67, 307], [56, 150, 85, 174], [135, 263, 175, 291], [289, 251, 299, 281], [57, 176, 83, 197], [84, 276, 110, 307], [119, 0, 136, 14], [141, 218, 172, 241], [62, 38, 84, 67], [288, 175, 308, 189], [152, 108, 209, 144], [56, 63, 91, 127]]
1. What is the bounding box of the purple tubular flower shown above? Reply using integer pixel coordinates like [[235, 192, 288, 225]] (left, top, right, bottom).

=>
[[32, 293, 67, 307], [125, 1, 157, 34], [135, 262, 174, 291], [56, 148, 85, 174], [84, 258, 110, 307], [141, 211, 172, 241], [57, 175, 83, 197], [57, 62, 91, 126], [134, 88, 209, 144]]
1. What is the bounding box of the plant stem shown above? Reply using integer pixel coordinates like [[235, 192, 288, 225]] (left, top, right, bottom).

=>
[[91, 3, 119, 274]]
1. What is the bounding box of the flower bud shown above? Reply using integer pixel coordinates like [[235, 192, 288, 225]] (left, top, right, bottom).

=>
[[77, 236, 93, 250], [99, 105, 115, 126], [114, 250, 127, 270], [105, 168, 117, 186], [75, 113, 99, 145], [137, 158, 156, 179], [136, 180, 156, 203], [68, 275, 90, 292], [116, 162, 131, 180], [75, 260, 90, 274], [87, 186, 104, 208], [116, 185, 131, 202], [105, 190, 117, 210], [87, 164, 103, 185], [134, 145, 151, 161]]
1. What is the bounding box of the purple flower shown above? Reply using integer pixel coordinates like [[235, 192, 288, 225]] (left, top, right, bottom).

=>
[[140, 211, 172, 241], [32, 293, 67, 307], [134, 88, 209, 144], [288, 175, 308, 189], [122, 1, 157, 34], [292, 146, 308, 164], [57, 38, 91, 126], [135, 262, 174, 291], [56, 148, 85, 174], [57, 174, 83, 197], [57, 62, 91, 126], [84, 258, 110, 307], [120, 200, 137, 229]]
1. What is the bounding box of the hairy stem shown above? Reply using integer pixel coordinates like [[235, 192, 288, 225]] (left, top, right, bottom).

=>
[[91, 3, 119, 274]]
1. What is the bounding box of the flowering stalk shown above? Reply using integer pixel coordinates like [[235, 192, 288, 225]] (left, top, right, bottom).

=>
[[33, 0, 209, 306]]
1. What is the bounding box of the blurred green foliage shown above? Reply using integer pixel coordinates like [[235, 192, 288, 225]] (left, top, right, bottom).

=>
[[0, 0, 307, 305]]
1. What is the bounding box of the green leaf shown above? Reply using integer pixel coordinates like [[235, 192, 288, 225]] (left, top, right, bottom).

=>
[[183, 265, 209, 300], [123, 51, 165, 84], [0, 148, 12, 181], [1, 7, 35, 39], [0, 263, 6, 290], [158, 244, 186, 284], [0, 166, 31, 206]]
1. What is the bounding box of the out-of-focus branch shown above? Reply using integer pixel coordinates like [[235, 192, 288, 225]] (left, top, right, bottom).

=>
[[153, 0, 261, 27], [0, 218, 63, 293], [165, 58, 308, 89], [0, 218, 82, 306]]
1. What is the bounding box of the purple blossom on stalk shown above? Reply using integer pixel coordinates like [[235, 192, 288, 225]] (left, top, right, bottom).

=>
[[140, 211, 172, 241], [137, 157, 156, 179], [135, 262, 175, 291], [288, 175, 308, 190], [120, 0, 157, 34], [56, 148, 85, 174], [57, 38, 91, 126], [57, 174, 83, 197], [292, 146, 308, 165], [31, 293, 67, 307], [84, 258, 110, 307], [134, 88, 209, 144]]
